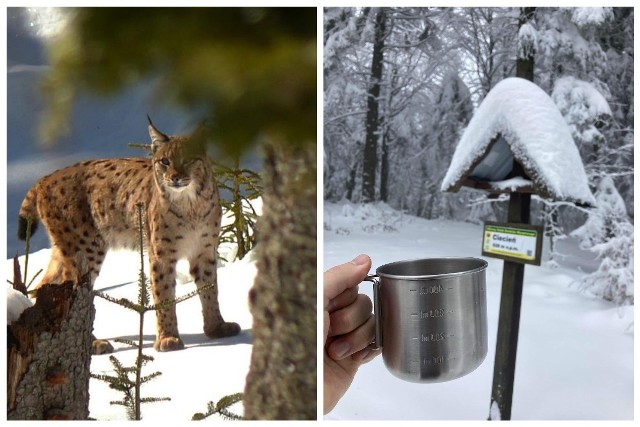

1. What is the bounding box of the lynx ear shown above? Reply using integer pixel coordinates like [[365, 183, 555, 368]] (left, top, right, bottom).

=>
[[147, 115, 169, 151]]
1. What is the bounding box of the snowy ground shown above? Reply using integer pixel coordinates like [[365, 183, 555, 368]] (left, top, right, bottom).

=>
[[323, 201, 633, 420], [6, 209, 259, 421]]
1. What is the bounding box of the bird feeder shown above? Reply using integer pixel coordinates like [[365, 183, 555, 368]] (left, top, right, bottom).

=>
[[441, 77, 595, 208]]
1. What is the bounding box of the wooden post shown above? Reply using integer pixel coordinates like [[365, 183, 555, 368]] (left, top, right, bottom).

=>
[[489, 191, 530, 420], [488, 7, 537, 420]]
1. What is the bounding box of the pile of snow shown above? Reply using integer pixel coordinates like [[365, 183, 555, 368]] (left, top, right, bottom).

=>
[[552, 76, 611, 119], [324, 201, 632, 420], [489, 176, 533, 192], [579, 222, 634, 306], [441, 77, 595, 207], [552, 76, 612, 144], [569, 7, 614, 27], [6, 286, 33, 324], [324, 201, 410, 236], [571, 178, 633, 305], [571, 177, 627, 249], [517, 22, 538, 59]]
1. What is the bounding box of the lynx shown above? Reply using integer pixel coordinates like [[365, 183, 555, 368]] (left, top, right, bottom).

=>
[[18, 119, 240, 351]]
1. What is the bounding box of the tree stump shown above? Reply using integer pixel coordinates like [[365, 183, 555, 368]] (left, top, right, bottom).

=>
[[7, 277, 95, 420]]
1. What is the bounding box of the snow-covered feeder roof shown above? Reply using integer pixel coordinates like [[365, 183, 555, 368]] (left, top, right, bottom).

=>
[[441, 77, 595, 207]]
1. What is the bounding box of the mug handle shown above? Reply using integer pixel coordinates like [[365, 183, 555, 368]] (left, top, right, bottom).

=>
[[364, 274, 382, 350]]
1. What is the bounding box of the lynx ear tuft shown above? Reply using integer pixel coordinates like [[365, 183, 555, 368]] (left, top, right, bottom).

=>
[[147, 115, 170, 152]]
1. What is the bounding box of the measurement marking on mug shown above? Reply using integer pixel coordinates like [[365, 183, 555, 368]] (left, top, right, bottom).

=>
[[419, 332, 453, 342], [423, 354, 456, 366], [419, 284, 454, 295], [411, 333, 451, 342], [419, 309, 454, 319]]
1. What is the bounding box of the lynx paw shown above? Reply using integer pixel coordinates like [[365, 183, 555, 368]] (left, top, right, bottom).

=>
[[154, 336, 185, 352], [205, 322, 241, 339], [92, 339, 114, 355]]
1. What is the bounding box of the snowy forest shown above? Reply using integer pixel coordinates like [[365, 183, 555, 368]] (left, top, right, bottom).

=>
[[324, 7, 633, 305]]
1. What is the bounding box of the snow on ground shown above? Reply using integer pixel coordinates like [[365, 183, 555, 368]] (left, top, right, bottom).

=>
[[323, 201, 633, 420], [6, 227, 257, 421]]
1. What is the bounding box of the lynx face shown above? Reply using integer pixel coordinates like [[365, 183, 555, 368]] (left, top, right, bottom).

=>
[[149, 126, 210, 199], [152, 142, 208, 197]]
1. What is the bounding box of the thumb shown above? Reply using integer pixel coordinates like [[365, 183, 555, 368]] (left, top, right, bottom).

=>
[[324, 254, 371, 305]]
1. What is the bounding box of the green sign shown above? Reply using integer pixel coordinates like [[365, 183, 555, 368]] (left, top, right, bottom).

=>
[[482, 222, 543, 265]]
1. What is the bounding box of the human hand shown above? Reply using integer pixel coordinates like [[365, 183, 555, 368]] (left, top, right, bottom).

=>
[[324, 254, 381, 414]]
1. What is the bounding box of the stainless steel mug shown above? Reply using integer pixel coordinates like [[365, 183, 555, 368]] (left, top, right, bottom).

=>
[[366, 257, 488, 383]]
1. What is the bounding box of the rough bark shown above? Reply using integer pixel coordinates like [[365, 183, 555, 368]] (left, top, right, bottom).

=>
[[243, 141, 317, 420], [380, 135, 389, 202], [7, 278, 95, 420], [362, 8, 386, 203]]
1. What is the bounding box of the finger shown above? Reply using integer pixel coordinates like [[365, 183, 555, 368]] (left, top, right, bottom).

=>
[[327, 313, 376, 360], [324, 288, 359, 343], [324, 254, 371, 306], [328, 294, 373, 337], [351, 346, 382, 364], [327, 286, 358, 313]]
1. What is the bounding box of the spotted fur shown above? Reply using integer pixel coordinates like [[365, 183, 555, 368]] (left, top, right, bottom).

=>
[[18, 121, 240, 351]]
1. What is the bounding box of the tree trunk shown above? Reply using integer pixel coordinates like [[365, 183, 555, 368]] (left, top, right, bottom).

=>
[[345, 159, 358, 201], [243, 140, 316, 420], [362, 8, 386, 203], [7, 278, 95, 420], [379, 65, 397, 203], [380, 133, 389, 203]]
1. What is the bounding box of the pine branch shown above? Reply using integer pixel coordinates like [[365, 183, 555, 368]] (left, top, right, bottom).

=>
[[139, 397, 172, 404], [192, 393, 244, 420], [219, 409, 244, 421], [213, 159, 262, 261], [216, 393, 243, 412], [112, 337, 138, 348], [139, 371, 163, 384], [138, 353, 155, 363], [93, 290, 145, 312], [22, 216, 33, 286], [108, 354, 126, 372], [147, 284, 214, 311], [26, 269, 43, 290], [91, 373, 131, 391]]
